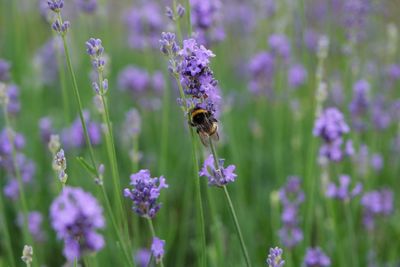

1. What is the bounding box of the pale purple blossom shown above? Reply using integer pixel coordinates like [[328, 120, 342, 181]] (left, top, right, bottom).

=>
[[199, 154, 237, 187], [304, 247, 331, 267], [325, 175, 362, 201]]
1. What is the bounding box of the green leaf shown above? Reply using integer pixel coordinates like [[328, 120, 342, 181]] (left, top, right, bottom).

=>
[[76, 157, 97, 177]]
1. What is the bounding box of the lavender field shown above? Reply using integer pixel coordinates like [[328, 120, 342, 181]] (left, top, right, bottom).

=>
[[0, 0, 399, 266]]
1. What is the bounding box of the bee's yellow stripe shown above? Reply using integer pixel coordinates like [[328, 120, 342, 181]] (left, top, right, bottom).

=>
[[191, 109, 207, 117]]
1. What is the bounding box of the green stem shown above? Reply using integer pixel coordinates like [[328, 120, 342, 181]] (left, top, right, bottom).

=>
[[159, 70, 170, 175], [345, 202, 358, 267], [146, 218, 165, 267], [173, 0, 183, 42], [208, 139, 251, 267], [57, 13, 98, 175], [0, 185, 16, 267], [185, 0, 192, 36]]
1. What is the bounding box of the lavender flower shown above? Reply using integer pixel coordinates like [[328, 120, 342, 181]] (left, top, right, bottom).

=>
[[47, 0, 64, 12], [51, 19, 70, 35], [326, 175, 362, 201], [199, 154, 237, 187], [33, 37, 63, 86], [134, 249, 151, 267], [124, 2, 165, 50], [266, 247, 285, 267], [313, 107, 353, 162], [177, 38, 221, 114], [268, 34, 291, 59], [304, 247, 331, 267], [288, 64, 307, 88], [160, 32, 180, 56], [248, 52, 275, 96], [21, 245, 33, 265], [18, 211, 45, 242], [124, 169, 168, 218], [343, 0, 372, 42], [0, 59, 11, 82], [6, 84, 21, 116], [361, 189, 394, 230], [278, 176, 304, 248], [370, 153, 383, 171], [53, 149, 68, 184], [76, 0, 97, 14], [151, 237, 165, 264], [190, 0, 225, 45], [50, 186, 105, 260], [349, 79, 370, 131], [39, 117, 54, 144]]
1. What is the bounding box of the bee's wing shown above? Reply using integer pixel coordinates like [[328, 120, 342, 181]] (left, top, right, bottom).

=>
[[198, 131, 210, 147]]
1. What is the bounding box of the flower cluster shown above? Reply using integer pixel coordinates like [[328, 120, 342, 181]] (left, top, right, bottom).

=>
[[33, 37, 63, 86], [278, 176, 304, 248], [313, 107, 353, 162], [47, 0, 70, 35], [52, 149, 68, 184], [123, 169, 168, 218], [76, 0, 97, 14], [325, 175, 362, 201], [177, 38, 221, 114], [124, 2, 165, 50], [0, 128, 36, 200], [199, 154, 237, 187], [266, 247, 285, 267], [190, 0, 225, 45], [268, 34, 291, 59], [248, 52, 275, 96], [151, 237, 165, 264], [18, 211, 45, 242], [304, 247, 331, 267], [61, 111, 101, 149], [50, 186, 105, 260], [117, 66, 165, 110], [288, 64, 307, 89], [166, 4, 185, 21], [349, 79, 370, 131], [361, 189, 394, 230], [86, 38, 108, 95]]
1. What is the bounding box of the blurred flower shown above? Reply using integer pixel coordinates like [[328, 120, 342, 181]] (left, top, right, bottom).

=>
[[278, 176, 304, 248], [39, 117, 54, 144], [288, 64, 307, 88], [304, 247, 331, 267], [190, 0, 225, 45], [18, 211, 45, 242], [343, 0, 372, 42], [268, 33, 291, 59], [248, 52, 275, 96], [6, 84, 21, 116], [76, 0, 97, 14], [21, 245, 33, 265], [61, 111, 101, 149], [313, 107, 353, 162], [326, 174, 362, 201], [199, 154, 237, 187], [349, 79, 370, 131], [50, 186, 105, 260], [33, 37, 63, 86], [134, 249, 151, 267], [370, 153, 383, 172], [0, 59, 11, 82], [387, 64, 400, 80], [124, 169, 168, 218], [361, 189, 394, 230], [124, 2, 165, 50], [371, 97, 391, 130], [151, 237, 165, 264], [266, 247, 285, 267]]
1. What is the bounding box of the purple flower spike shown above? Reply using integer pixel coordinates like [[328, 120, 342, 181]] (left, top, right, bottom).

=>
[[47, 0, 64, 12], [266, 247, 285, 267], [134, 249, 151, 267], [326, 174, 362, 201], [151, 237, 165, 264], [0, 59, 11, 82], [50, 186, 105, 261], [124, 169, 168, 218], [361, 189, 394, 230], [86, 38, 104, 57], [304, 247, 331, 267], [199, 154, 237, 187]]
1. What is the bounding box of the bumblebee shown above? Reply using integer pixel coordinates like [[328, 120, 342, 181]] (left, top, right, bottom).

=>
[[188, 107, 219, 146]]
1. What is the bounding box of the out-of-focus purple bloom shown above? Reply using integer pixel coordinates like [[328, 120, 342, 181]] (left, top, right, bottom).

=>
[[50, 186, 105, 260], [349, 79, 370, 131], [124, 169, 168, 218], [124, 2, 165, 50], [0, 59, 11, 82], [199, 154, 237, 187], [387, 64, 400, 80], [248, 52, 275, 96], [343, 0, 372, 42], [303, 29, 319, 52], [326, 174, 362, 201], [118, 66, 151, 93], [18, 211, 45, 241], [313, 107, 352, 162], [370, 153, 383, 171], [39, 117, 54, 143], [266, 247, 285, 267], [76, 0, 97, 14], [4, 179, 19, 200], [361, 189, 394, 230], [134, 249, 151, 267], [33, 37, 63, 86], [288, 64, 307, 88], [268, 34, 291, 59], [5, 84, 20, 116], [151, 237, 165, 264], [278, 176, 304, 248], [123, 109, 141, 139], [190, 0, 225, 45], [223, 1, 256, 35], [61, 111, 101, 149], [304, 247, 331, 267], [371, 98, 391, 130]]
